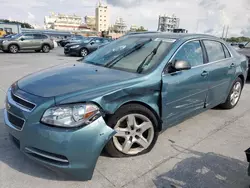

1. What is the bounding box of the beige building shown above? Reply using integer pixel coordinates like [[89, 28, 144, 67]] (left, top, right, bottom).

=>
[[85, 16, 96, 30], [44, 12, 83, 31], [157, 14, 180, 32], [95, 1, 109, 32]]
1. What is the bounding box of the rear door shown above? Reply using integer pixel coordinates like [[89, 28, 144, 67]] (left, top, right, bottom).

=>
[[161, 40, 209, 128], [19, 34, 34, 49], [202, 40, 236, 107], [33, 34, 46, 48]]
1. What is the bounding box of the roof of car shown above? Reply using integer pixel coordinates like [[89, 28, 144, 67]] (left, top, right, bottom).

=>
[[128, 32, 220, 41]]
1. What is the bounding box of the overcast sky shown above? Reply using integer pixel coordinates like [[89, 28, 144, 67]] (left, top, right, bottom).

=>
[[0, 0, 249, 37]]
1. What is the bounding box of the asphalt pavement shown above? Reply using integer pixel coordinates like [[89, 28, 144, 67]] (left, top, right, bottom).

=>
[[0, 48, 250, 188]]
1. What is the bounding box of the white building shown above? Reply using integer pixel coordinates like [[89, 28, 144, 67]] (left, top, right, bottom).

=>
[[110, 17, 127, 33], [95, 1, 109, 32], [85, 16, 96, 30], [157, 14, 180, 32], [44, 12, 83, 31]]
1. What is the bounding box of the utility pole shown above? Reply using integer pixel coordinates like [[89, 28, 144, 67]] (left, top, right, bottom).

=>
[[221, 25, 225, 39], [225, 25, 229, 41]]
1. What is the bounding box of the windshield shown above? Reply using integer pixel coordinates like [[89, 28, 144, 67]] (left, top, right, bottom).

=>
[[84, 36, 174, 73], [12, 33, 22, 39]]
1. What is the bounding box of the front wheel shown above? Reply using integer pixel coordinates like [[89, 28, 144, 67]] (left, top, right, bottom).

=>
[[105, 104, 159, 158], [220, 77, 243, 109], [9, 44, 19, 53]]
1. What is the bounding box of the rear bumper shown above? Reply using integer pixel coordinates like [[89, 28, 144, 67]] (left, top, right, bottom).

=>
[[4, 87, 116, 180]]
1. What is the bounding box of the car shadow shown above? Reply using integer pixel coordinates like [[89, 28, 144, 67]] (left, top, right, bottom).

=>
[[153, 146, 250, 188], [0, 108, 94, 181]]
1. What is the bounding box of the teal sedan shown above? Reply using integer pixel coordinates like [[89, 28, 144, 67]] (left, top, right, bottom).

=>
[[4, 33, 248, 180]]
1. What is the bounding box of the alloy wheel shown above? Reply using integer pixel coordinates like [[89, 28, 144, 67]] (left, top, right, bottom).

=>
[[81, 49, 88, 57], [113, 114, 154, 155], [10, 45, 18, 53], [43, 45, 49, 52], [230, 81, 241, 106]]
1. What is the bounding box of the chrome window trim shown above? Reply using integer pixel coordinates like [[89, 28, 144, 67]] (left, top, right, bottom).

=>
[[9, 88, 36, 112], [163, 38, 234, 75], [4, 109, 25, 131]]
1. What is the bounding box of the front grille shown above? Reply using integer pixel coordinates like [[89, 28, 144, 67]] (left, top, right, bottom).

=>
[[11, 92, 36, 111], [7, 112, 25, 130]]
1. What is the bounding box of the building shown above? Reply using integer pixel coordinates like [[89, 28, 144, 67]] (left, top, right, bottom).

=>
[[157, 14, 180, 32], [130, 25, 139, 32], [109, 17, 127, 33], [0, 22, 21, 34], [95, 1, 109, 32], [44, 12, 83, 31], [85, 16, 96, 30]]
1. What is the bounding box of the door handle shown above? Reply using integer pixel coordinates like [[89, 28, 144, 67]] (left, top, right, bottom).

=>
[[229, 63, 235, 68], [201, 71, 208, 77]]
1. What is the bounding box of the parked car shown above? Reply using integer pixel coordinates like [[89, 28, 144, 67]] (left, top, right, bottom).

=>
[[245, 148, 250, 175], [236, 48, 250, 76], [60, 35, 85, 47], [4, 33, 248, 180], [0, 33, 54, 53], [64, 37, 112, 57]]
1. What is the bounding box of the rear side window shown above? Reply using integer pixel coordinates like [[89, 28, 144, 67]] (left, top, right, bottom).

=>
[[203, 40, 225, 62], [222, 44, 231, 58], [34, 34, 48, 39], [23, 34, 34, 40]]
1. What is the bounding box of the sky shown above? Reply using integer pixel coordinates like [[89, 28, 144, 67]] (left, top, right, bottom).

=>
[[0, 0, 250, 37]]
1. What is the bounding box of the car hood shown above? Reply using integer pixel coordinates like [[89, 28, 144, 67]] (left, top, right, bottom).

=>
[[17, 63, 140, 98]]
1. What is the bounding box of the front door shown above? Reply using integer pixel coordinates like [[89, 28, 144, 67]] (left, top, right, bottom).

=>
[[161, 40, 209, 129], [19, 34, 34, 49]]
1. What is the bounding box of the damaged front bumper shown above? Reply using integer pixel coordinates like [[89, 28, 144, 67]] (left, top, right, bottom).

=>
[[4, 97, 115, 180]]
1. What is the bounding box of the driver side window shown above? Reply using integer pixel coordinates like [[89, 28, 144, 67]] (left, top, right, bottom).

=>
[[173, 40, 204, 67]]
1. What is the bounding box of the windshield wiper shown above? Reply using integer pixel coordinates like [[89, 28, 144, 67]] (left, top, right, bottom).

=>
[[137, 40, 163, 73], [105, 39, 152, 68]]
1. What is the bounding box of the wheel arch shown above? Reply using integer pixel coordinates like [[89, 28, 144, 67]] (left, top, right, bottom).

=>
[[42, 43, 52, 49], [105, 101, 162, 131], [8, 43, 20, 50], [238, 74, 245, 87]]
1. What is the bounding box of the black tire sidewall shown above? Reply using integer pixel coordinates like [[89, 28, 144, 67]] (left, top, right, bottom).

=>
[[42, 45, 50, 53], [221, 77, 243, 109], [105, 104, 159, 157]]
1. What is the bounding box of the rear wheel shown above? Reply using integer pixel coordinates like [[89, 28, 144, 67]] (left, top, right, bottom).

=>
[[42, 45, 50, 53], [220, 77, 243, 109], [79, 48, 88, 57], [9, 44, 19, 53], [105, 104, 159, 157]]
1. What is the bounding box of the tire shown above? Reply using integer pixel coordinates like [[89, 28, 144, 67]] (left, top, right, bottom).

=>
[[42, 44, 50, 53], [8, 44, 19, 54], [79, 48, 88, 57], [105, 104, 159, 158], [220, 77, 243, 109], [35, 50, 41, 52]]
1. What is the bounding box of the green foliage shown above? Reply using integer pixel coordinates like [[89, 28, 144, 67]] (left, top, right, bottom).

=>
[[135, 26, 148, 32], [226, 36, 250, 43], [0, 19, 34, 29]]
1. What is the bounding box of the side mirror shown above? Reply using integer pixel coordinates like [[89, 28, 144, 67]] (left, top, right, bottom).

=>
[[172, 60, 191, 71], [90, 41, 95, 45], [20, 38, 25, 41]]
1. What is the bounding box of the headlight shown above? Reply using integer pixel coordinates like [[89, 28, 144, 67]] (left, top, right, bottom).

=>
[[41, 103, 100, 128], [2, 40, 7, 44], [70, 45, 80, 49]]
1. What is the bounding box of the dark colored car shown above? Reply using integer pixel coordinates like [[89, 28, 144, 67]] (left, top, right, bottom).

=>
[[237, 48, 250, 76], [4, 33, 248, 180], [60, 35, 85, 47], [64, 37, 112, 57]]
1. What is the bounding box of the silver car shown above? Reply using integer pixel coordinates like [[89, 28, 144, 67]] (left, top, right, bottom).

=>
[[0, 33, 54, 53]]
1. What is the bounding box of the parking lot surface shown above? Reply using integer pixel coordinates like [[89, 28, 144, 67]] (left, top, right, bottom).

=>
[[0, 48, 250, 188]]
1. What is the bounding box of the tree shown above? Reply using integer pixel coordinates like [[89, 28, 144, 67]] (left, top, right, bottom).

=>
[[135, 26, 148, 32]]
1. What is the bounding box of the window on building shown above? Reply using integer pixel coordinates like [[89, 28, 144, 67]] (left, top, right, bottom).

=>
[[104, 20, 106, 22], [203, 40, 226, 62], [100, 19, 102, 21], [172, 40, 204, 67]]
